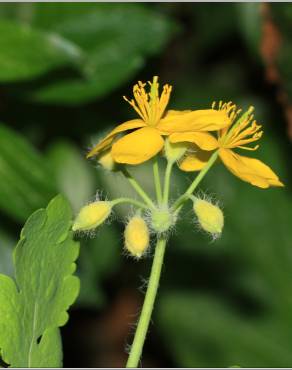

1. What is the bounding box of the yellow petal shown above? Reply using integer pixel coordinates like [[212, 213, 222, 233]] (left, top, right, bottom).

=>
[[111, 127, 164, 164], [219, 148, 284, 188], [87, 119, 145, 158], [169, 132, 219, 151], [157, 109, 230, 133], [165, 109, 192, 115], [179, 149, 213, 172]]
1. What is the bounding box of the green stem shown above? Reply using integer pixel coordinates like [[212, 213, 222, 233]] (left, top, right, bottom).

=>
[[163, 161, 173, 205], [153, 159, 163, 204], [111, 197, 148, 210], [121, 167, 155, 209], [126, 236, 167, 368], [173, 150, 219, 211]]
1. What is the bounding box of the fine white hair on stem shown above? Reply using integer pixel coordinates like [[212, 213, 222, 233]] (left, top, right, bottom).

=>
[[124, 306, 141, 353], [144, 204, 177, 240], [138, 277, 149, 294]]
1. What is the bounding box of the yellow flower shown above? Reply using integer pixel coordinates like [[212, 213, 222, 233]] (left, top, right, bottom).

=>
[[170, 102, 284, 189], [87, 77, 230, 165]]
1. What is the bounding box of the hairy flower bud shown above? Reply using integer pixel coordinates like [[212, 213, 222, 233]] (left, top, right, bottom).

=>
[[124, 216, 150, 258], [72, 201, 112, 232], [151, 208, 175, 233], [164, 138, 187, 163], [193, 198, 224, 235], [98, 150, 116, 171]]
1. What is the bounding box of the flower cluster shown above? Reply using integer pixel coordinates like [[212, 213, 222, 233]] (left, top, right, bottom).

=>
[[87, 76, 229, 164], [73, 76, 283, 257]]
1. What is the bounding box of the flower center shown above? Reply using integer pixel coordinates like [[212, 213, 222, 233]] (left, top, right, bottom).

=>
[[123, 76, 172, 127], [214, 102, 263, 151]]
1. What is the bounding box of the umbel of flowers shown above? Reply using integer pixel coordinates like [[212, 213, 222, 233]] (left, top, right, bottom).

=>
[[73, 77, 283, 368]]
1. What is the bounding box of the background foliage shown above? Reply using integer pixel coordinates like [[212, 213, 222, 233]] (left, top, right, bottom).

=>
[[0, 2, 291, 367]]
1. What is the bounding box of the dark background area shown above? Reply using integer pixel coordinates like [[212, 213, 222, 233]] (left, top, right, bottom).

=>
[[0, 2, 292, 368]]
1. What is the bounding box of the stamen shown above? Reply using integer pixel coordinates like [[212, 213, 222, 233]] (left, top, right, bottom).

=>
[[123, 77, 172, 126], [228, 121, 261, 144], [221, 106, 254, 142], [237, 144, 260, 151], [212, 101, 238, 124], [228, 133, 263, 148], [218, 104, 264, 151], [123, 96, 145, 121]]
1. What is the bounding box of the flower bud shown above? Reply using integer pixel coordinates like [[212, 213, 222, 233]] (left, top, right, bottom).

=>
[[193, 198, 224, 235], [164, 138, 187, 163], [124, 216, 149, 258], [72, 201, 112, 232], [151, 208, 175, 233], [98, 150, 116, 171]]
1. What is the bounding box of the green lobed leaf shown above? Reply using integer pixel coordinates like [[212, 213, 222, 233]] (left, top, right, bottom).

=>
[[0, 124, 57, 222], [0, 228, 15, 277], [30, 3, 175, 56], [0, 195, 80, 367], [0, 19, 82, 82], [45, 139, 123, 309], [30, 49, 143, 104], [26, 3, 177, 104]]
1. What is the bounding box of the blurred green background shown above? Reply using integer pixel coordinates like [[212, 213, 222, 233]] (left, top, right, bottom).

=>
[[0, 2, 291, 368]]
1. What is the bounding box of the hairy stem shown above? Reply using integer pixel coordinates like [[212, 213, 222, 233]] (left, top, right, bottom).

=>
[[173, 150, 219, 211], [121, 167, 155, 209], [111, 197, 148, 210], [126, 236, 167, 368], [153, 159, 163, 204], [163, 161, 173, 205]]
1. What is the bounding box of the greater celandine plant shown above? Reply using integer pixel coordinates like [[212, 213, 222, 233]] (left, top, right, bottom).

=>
[[73, 76, 283, 367]]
